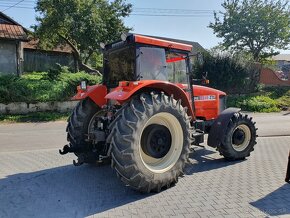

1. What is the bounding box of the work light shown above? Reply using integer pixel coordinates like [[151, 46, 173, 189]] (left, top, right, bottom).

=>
[[80, 81, 87, 90]]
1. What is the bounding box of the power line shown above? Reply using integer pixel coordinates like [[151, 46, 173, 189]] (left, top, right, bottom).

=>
[[1, 0, 26, 12], [0, 0, 34, 3], [134, 7, 213, 10], [0, 4, 215, 17], [0, 2, 34, 4], [130, 14, 212, 17], [0, 5, 34, 9], [0, 0, 34, 2]]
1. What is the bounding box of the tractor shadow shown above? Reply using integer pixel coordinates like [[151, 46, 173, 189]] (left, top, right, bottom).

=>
[[0, 164, 151, 218], [0, 148, 244, 218], [185, 147, 244, 174], [251, 183, 290, 216]]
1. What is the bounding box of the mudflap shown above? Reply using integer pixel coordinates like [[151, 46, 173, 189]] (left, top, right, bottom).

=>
[[207, 107, 241, 148]]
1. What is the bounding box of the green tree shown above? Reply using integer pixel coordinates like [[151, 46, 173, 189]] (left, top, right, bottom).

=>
[[193, 52, 260, 94], [209, 0, 290, 61], [34, 0, 132, 75]]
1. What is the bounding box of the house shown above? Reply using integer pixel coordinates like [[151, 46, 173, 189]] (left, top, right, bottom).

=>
[[272, 54, 290, 68], [23, 39, 76, 73], [272, 54, 290, 77], [0, 12, 76, 75], [0, 12, 28, 75]]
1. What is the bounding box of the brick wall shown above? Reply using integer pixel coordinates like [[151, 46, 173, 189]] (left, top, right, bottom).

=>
[[260, 68, 290, 86]]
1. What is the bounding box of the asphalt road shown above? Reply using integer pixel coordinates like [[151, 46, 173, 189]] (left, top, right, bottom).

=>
[[0, 112, 289, 152]]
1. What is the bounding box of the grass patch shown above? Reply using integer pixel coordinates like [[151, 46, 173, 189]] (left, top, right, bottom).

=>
[[0, 112, 70, 123], [227, 86, 290, 112], [0, 67, 101, 104]]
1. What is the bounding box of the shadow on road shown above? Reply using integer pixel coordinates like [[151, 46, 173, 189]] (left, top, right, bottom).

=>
[[0, 164, 152, 218], [251, 183, 290, 216], [185, 148, 243, 174]]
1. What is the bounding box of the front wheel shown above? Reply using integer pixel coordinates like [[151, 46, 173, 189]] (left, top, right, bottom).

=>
[[108, 92, 193, 193], [218, 112, 257, 160]]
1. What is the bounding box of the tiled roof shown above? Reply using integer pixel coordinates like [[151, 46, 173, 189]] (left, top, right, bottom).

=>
[[0, 24, 27, 41], [23, 39, 73, 53]]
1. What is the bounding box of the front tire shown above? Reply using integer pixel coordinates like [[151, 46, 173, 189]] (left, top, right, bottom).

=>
[[218, 112, 257, 160], [109, 92, 193, 193]]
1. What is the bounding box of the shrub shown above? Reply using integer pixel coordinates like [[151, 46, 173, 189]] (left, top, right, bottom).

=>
[[193, 52, 260, 94], [228, 90, 290, 112], [241, 96, 280, 112], [0, 70, 101, 104]]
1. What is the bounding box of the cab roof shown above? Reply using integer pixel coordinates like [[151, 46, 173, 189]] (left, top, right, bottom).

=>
[[106, 34, 193, 52], [134, 34, 192, 52]]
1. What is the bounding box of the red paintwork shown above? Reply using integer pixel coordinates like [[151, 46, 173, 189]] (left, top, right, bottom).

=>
[[72, 81, 226, 121], [166, 56, 186, 63], [72, 84, 107, 107], [105, 80, 195, 117], [193, 85, 226, 120], [134, 35, 192, 52]]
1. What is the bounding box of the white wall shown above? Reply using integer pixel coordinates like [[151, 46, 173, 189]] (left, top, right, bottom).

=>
[[0, 101, 79, 115], [0, 41, 17, 74]]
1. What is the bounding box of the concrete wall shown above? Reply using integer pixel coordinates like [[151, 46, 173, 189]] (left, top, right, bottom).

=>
[[0, 40, 17, 75], [0, 101, 79, 115]]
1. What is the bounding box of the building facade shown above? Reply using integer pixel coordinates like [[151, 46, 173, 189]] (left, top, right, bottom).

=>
[[0, 12, 76, 75], [0, 12, 27, 75]]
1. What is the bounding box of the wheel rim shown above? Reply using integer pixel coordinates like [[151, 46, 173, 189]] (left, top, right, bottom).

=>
[[140, 112, 183, 173], [232, 124, 251, 152]]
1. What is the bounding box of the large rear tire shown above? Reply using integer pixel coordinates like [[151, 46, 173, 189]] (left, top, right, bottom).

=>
[[66, 98, 100, 163], [218, 112, 257, 160], [108, 92, 193, 193]]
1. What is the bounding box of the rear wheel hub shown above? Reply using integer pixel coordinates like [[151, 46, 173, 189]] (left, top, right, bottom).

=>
[[231, 124, 251, 152], [141, 124, 172, 158], [232, 128, 246, 145]]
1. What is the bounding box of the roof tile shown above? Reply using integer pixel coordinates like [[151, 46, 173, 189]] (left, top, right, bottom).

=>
[[0, 24, 27, 41]]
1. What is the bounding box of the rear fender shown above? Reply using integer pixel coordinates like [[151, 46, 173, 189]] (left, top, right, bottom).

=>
[[72, 84, 107, 107], [105, 81, 194, 117], [207, 107, 241, 148]]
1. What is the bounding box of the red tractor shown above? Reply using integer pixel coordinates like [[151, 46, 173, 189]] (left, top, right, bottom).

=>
[[60, 34, 257, 193]]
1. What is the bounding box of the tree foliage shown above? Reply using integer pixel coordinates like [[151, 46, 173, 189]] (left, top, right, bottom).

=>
[[34, 0, 132, 75], [209, 0, 290, 61], [193, 52, 261, 94]]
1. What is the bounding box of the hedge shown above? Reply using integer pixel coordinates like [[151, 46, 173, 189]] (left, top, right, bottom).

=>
[[0, 69, 101, 104]]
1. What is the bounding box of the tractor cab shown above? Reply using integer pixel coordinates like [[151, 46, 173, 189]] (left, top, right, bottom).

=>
[[101, 34, 226, 121], [103, 34, 192, 88]]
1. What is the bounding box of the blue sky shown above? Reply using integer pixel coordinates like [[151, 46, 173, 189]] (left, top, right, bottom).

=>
[[1, 0, 289, 53]]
